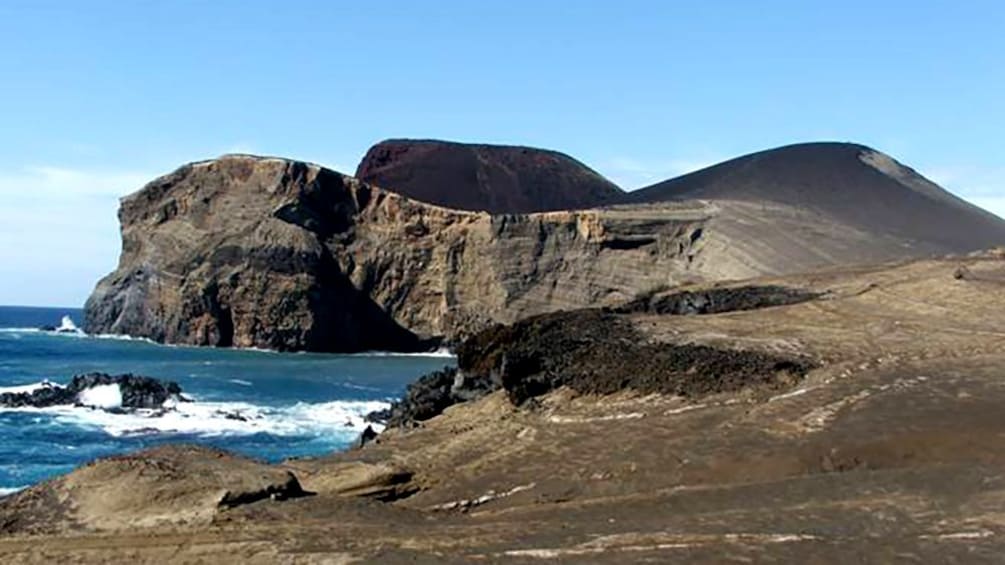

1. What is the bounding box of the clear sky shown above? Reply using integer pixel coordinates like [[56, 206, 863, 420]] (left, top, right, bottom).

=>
[[1, 1, 1002, 306]]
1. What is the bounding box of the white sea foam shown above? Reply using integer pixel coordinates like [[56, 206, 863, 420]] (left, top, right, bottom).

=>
[[0, 380, 56, 395], [0, 383, 388, 438], [0, 327, 456, 361], [227, 379, 253, 386], [0, 325, 157, 344], [0, 315, 87, 336], [89, 333, 159, 344], [0, 486, 25, 497], [56, 315, 82, 334], [342, 382, 384, 393], [355, 347, 456, 358], [76, 384, 123, 410]]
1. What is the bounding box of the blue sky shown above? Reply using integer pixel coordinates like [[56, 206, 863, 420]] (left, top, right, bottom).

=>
[[1, 1, 1002, 306]]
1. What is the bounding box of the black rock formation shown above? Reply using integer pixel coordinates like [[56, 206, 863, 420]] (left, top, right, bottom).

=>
[[0, 373, 185, 411], [375, 299, 818, 429], [357, 425, 379, 448], [365, 367, 495, 428], [615, 285, 820, 315]]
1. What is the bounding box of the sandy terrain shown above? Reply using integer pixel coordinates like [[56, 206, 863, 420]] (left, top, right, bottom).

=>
[[3, 250, 1005, 563]]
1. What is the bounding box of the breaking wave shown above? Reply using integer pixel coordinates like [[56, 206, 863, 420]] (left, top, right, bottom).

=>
[[56, 315, 82, 334], [0, 381, 388, 438], [355, 347, 456, 358], [0, 327, 455, 358]]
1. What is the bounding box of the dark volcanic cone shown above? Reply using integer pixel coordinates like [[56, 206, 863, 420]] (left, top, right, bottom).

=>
[[624, 142, 1005, 251], [355, 139, 624, 213]]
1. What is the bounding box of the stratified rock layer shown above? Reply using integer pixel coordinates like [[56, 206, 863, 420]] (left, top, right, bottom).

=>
[[85, 144, 1005, 352], [83, 155, 710, 351]]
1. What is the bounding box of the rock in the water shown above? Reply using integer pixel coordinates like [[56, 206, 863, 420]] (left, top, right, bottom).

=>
[[71, 373, 184, 410], [0, 372, 185, 410], [0, 382, 74, 408]]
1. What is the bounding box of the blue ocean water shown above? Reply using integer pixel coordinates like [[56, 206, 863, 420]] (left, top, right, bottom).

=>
[[0, 306, 453, 493]]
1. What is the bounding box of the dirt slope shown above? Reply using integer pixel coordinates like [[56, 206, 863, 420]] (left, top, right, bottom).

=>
[[7, 250, 1005, 562]]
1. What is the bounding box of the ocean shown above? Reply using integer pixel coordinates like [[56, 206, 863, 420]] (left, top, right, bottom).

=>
[[0, 306, 453, 494]]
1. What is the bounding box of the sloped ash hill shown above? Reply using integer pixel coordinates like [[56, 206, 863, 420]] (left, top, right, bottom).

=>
[[625, 142, 1005, 251], [355, 139, 624, 213], [84, 143, 1005, 352]]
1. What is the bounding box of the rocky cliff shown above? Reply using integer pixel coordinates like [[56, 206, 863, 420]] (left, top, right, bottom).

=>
[[355, 139, 624, 213], [85, 145, 1005, 352], [84, 155, 709, 351]]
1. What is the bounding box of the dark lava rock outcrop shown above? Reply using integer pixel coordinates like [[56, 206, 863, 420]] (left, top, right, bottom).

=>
[[364, 368, 458, 427], [458, 309, 816, 405], [356, 139, 624, 213], [366, 366, 493, 428], [372, 290, 818, 427], [614, 284, 820, 315], [0, 373, 184, 410]]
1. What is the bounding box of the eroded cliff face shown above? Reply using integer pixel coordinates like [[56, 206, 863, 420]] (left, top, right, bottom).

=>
[[84, 155, 709, 352], [85, 153, 975, 352], [84, 156, 413, 351]]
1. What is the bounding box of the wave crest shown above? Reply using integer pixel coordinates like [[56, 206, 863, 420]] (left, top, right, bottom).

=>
[[0, 383, 387, 438]]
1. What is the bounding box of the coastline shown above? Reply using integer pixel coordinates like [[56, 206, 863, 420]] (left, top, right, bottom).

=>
[[0, 320, 454, 493], [4, 253, 1005, 561]]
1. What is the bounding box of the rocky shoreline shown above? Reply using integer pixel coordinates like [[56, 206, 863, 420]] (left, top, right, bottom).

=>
[[7, 133, 1005, 561], [0, 373, 186, 411], [3, 252, 1005, 561]]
